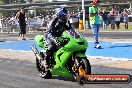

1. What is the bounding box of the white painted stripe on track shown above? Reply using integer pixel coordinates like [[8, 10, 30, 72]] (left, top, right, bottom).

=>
[[0, 49, 32, 52], [85, 39, 132, 43], [0, 39, 33, 42], [87, 55, 132, 61]]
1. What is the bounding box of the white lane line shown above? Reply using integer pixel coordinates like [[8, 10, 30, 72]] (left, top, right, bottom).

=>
[[0, 49, 32, 52], [87, 55, 132, 61]]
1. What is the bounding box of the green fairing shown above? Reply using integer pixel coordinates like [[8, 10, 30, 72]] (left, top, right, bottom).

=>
[[75, 52, 86, 57], [51, 31, 88, 78], [35, 31, 88, 78], [35, 35, 45, 48]]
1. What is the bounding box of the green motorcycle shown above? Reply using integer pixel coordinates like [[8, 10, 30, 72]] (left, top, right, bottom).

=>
[[31, 29, 91, 80]]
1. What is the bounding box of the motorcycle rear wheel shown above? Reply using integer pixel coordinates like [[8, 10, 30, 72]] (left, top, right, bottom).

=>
[[36, 52, 52, 79]]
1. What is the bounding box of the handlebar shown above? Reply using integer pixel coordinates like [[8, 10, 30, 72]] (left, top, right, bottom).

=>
[[56, 37, 70, 47]]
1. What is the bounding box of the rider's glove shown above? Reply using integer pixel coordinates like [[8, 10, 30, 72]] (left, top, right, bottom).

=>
[[56, 41, 61, 47], [51, 37, 61, 47]]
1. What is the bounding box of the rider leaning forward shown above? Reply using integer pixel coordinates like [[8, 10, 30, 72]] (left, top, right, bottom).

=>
[[44, 8, 75, 69]]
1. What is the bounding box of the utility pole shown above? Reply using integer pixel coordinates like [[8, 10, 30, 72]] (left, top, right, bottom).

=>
[[130, 2, 132, 14], [82, 0, 85, 30]]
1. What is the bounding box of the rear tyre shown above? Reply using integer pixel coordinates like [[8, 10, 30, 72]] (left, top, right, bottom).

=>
[[36, 52, 52, 79], [39, 70, 52, 79]]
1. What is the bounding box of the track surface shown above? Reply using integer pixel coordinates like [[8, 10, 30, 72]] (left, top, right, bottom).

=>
[[0, 31, 131, 88], [0, 56, 131, 88]]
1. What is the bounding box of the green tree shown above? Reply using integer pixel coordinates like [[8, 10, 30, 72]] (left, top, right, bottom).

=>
[[0, 0, 9, 4], [0, 0, 26, 4]]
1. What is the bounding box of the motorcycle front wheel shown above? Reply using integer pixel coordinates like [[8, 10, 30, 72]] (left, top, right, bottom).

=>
[[79, 57, 91, 75], [74, 57, 91, 78], [76, 57, 91, 85]]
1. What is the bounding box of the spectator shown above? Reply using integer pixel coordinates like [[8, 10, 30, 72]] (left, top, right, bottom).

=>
[[86, 12, 91, 29], [69, 14, 74, 28], [89, 0, 102, 48], [16, 8, 28, 40], [109, 8, 116, 30], [101, 10, 109, 29], [1, 16, 6, 32], [115, 11, 121, 29], [123, 9, 129, 30], [9, 15, 17, 32], [5, 17, 11, 33], [41, 15, 45, 27], [45, 14, 52, 27]]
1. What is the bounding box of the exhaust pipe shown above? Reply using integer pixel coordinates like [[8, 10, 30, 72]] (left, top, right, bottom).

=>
[[31, 45, 48, 71], [31, 45, 43, 61]]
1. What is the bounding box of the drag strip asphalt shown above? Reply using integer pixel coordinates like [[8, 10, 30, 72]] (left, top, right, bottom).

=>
[[0, 56, 131, 88]]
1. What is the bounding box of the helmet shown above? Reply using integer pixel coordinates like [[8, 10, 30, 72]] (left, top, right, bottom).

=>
[[56, 8, 68, 23]]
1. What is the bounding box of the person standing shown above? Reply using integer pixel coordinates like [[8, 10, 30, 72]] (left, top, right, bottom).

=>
[[89, 0, 102, 48], [109, 8, 116, 30], [9, 15, 16, 32], [16, 8, 28, 40], [1, 16, 6, 32], [115, 11, 121, 29], [123, 9, 129, 30], [101, 10, 109, 29]]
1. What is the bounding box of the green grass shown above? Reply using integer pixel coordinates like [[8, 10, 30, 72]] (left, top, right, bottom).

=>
[[78, 22, 132, 32], [100, 23, 132, 32]]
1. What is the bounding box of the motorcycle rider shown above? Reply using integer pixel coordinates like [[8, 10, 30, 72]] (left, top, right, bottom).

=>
[[44, 8, 74, 69]]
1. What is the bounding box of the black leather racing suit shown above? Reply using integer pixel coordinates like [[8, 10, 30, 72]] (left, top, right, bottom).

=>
[[45, 17, 73, 57]]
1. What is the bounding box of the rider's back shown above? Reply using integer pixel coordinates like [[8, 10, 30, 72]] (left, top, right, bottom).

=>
[[46, 17, 72, 37]]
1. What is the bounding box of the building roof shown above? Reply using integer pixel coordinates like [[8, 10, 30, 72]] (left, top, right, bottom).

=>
[[0, 1, 130, 11]]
